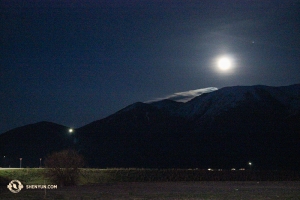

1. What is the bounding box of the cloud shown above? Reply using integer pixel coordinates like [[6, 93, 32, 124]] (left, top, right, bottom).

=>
[[147, 87, 218, 103]]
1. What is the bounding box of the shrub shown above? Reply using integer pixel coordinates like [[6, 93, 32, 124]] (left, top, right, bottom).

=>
[[44, 149, 84, 186]]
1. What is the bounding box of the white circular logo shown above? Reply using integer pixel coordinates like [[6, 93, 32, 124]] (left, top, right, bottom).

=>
[[7, 180, 24, 193]]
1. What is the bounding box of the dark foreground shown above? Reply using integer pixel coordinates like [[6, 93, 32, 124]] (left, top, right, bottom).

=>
[[1, 181, 300, 200]]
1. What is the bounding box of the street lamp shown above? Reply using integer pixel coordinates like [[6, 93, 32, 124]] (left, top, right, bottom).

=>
[[39, 158, 42, 168], [68, 128, 78, 149], [248, 162, 252, 170], [3, 156, 5, 168], [20, 158, 22, 168]]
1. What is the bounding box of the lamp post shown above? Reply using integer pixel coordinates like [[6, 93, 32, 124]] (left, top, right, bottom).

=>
[[20, 158, 22, 168], [248, 162, 252, 170], [39, 158, 42, 168], [3, 156, 5, 168], [68, 128, 77, 149]]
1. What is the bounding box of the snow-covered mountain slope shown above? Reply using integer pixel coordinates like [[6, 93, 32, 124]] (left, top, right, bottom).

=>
[[168, 84, 300, 119], [118, 84, 300, 120], [147, 87, 218, 103]]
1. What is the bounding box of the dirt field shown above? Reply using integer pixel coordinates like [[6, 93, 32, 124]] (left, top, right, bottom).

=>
[[1, 181, 300, 199]]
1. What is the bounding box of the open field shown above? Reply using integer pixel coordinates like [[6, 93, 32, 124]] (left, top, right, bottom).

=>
[[1, 168, 300, 184], [1, 169, 300, 199], [1, 181, 300, 199]]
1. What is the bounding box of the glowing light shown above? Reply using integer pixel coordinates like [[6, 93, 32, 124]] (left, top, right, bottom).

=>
[[217, 57, 232, 71], [69, 128, 73, 133], [213, 54, 236, 74]]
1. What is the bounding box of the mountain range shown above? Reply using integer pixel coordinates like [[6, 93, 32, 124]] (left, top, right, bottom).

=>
[[1, 84, 299, 170]]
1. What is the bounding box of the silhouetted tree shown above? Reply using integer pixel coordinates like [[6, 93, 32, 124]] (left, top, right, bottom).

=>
[[44, 149, 84, 186]]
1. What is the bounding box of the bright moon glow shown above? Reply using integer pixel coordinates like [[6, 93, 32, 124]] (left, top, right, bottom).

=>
[[217, 57, 232, 71]]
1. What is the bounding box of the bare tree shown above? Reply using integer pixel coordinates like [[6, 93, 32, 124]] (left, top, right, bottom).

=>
[[44, 149, 84, 186]]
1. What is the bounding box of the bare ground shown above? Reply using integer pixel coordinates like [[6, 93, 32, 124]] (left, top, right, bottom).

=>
[[1, 181, 300, 200]]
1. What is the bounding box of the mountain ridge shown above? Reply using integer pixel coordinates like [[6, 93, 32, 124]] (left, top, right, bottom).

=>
[[1, 84, 299, 169]]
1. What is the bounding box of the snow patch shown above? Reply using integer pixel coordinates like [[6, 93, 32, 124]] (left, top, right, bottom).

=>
[[147, 87, 218, 103]]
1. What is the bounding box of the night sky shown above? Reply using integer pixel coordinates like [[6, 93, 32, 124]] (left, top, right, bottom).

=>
[[1, 0, 300, 134]]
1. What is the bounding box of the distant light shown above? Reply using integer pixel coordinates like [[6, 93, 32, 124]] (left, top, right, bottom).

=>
[[208, 168, 213, 171], [69, 128, 73, 133], [248, 162, 252, 166], [231, 168, 236, 171]]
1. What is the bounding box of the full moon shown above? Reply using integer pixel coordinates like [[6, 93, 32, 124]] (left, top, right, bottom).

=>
[[217, 57, 232, 71]]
